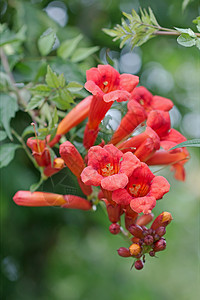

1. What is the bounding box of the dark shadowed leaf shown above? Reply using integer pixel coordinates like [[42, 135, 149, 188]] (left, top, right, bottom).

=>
[[0, 143, 21, 168], [0, 94, 18, 140]]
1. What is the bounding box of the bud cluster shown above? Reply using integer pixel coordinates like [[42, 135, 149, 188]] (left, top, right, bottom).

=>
[[117, 212, 172, 270]]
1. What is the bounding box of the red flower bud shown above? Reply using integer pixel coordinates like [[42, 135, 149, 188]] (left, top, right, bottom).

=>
[[136, 213, 154, 226], [134, 259, 144, 270], [106, 203, 121, 223], [109, 223, 120, 235], [155, 226, 166, 237], [144, 235, 154, 245], [153, 238, 166, 252], [151, 212, 172, 230], [149, 251, 155, 257], [117, 247, 131, 257], [128, 224, 144, 238]]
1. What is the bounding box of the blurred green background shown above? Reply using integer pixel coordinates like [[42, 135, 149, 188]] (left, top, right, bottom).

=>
[[1, 0, 200, 299]]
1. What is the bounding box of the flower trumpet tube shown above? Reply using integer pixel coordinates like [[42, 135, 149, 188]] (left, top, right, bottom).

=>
[[56, 96, 93, 136], [13, 191, 92, 210], [27, 137, 51, 167], [59, 141, 92, 196], [109, 100, 147, 145], [83, 65, 139, 148], [118, 126, 160, 162]]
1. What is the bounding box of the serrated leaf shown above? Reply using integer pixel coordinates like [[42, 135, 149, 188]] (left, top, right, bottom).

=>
[[175, 27, 196, 38], [0, 24, 26, 47], [66, 82, 83, 92], [0, 131, 7, 141], [49, 107, 58, 129], [177, 33, 196, 47], [148, 7, 160, 26], [57, 34, 83, 59], [0, 94, 18, 140], [0, 143, 21, 168], [0, 72, 12, 91], [170, 139, 200, 150], [26, 95, 44, 110], [71, 46, 99, 63], [38, 28, 56, 56], [30, 84, 52, 96], [57, 73, 66, 88], [22, 125, 35, 138], [45, 65, 60, 88]]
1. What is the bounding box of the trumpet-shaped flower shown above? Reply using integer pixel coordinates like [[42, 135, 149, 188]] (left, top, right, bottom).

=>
[[81, 144, 141, 192], [112, 162, 170, 214], [27, 137, 51, 167]]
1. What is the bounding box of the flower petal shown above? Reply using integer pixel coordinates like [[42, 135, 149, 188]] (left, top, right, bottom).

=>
[[130, 196, 156, 214], [149, 176, 170, 200], [85, 80, 104, 97], [151, 95, 173, 111], [119, 74, 139, 92], [112, 188, 133, 205], [120, 152, 141, 177], [103, 90, 130, 103], [81, 166, 103, 186], [87, 146, 111, 169], [101, 173, 128, 191]]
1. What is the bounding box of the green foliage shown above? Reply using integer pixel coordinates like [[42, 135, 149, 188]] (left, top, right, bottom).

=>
[[0, 143, 21, 168], [0, 94, 18, 140], [38, 28, 56, 56], [0, 24, 26, 47], [193, 16, 200, 32], [170, 139, 200, 150], [175, 27, 199, 49], [103, 8, 159, 48], [0, 131, 7, 141], [57, 34, 83, 59], [70, 46, 100, 62]]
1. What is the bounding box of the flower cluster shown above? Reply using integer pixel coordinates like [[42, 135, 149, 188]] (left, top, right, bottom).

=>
[[13, 64, 190, 270]]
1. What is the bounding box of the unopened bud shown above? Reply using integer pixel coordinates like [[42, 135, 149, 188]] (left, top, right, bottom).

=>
[[149, 251, 155, 257], [153, 238, 166, 252], [151, 212, 172, 230], [155, 226, 166, 237], [129, 243, 142, 256], [134, 259, 144, 270], [117, 247, 131, 257], [107, 204, 121, 223], [129, 224, 144, 238], [109, 223, 120, 235], [144, 235, 154, 245], [136, 213, 154, 226]]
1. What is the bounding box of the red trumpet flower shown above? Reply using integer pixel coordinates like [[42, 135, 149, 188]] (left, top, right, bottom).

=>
[[13, 191, 92, 210], [112, 162, 170, 214], [27, 137, 51, 167], [83, 65, 139, 148]]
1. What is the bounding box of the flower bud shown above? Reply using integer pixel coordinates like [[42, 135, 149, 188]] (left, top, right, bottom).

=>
[[134, 260, 144, 270], [117, 247, 131, 257], [153, 238, 166, 252], [107, 203, 121, 223], [151, 212, 172, 230], [136, 213, 154, 226], [155, 226, 166, 237], [109, 223, 120, 235], [128, 224, 144, 238], [129, 243, 142, 256], [144, 235, 154, 245], [149, 251, 155, 257]]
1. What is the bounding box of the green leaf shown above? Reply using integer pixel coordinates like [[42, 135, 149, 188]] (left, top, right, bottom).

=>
[[177, 33, 196, 47], [0, 131, 7, 141], [30, 84, 52, 96], [38, 28, 56, 56], [57, 34, 83, 59], [0, 143, 21, 168], [66, 82, 83, 93], [48, 147, 56, 166], [30, 178, 44, 192], [57, 73, 66, 88], [170, 139, 200, 150], [21, 125, 35, 138], [45, 65, 60, 88], [175, 27, 196, 38], [71, 46, 99, 63], [0, 72, 12, 92], [193, 16, 200, 32], [102, 28, 118, 37], [0, 24, 26, 47], [26, 95, 44, 110], [0, 94, 18, 140], [148, 7, 160, 27], [182, 0, 192, 11]]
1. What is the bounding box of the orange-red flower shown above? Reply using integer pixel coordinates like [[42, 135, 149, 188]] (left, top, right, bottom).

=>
[[27, 137, 51, 167], [43, 157, 65, 177], [131, 86, 173, 113], [112, 162, 170, 214], [81, 144, 141, 192], [13, 191, 92, 210], [83, 65, 139, 148]]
